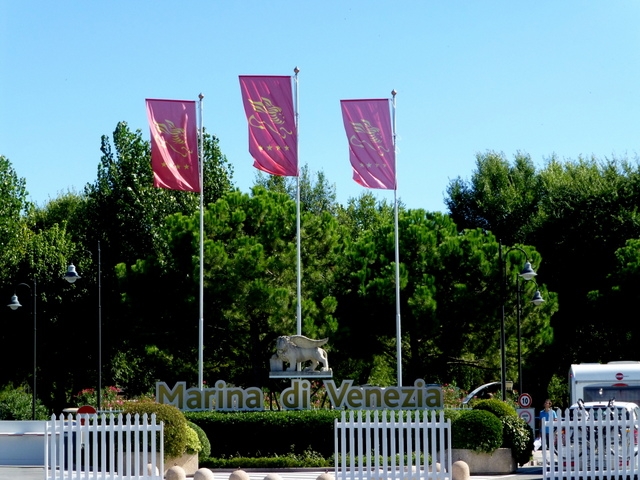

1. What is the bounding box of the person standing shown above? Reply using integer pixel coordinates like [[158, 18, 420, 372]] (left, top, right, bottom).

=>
[[539, 399, 558, 449]]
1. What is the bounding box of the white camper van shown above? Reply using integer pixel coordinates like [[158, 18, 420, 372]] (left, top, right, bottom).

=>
[[569, 361, 640, 405]]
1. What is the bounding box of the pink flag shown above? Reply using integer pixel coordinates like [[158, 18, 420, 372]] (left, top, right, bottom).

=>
[[239, 76, 298, 177], [341, 99, 396, 190], [146, 99, 200, 192]]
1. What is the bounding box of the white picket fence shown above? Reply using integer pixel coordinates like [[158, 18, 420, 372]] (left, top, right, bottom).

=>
[[334, 410, 451, 480], [44, 413, 164, 480], [542, 407, 639, 479]]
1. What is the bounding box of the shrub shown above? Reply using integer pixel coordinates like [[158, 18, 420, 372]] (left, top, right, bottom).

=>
[[443, 408, 463, 423], [122, 400, 188, 459], [185, 426, 202, 454], [188, 421, 211, 457], [204, 449, 332, 469], [472, 398, 518, 419], [73, 386, 123, 410], [502, 415, 534, 466], [185, 410, 340, 458], [0, 385, 49, 420], [470, 399, 532, 464], [452, 409, 503, 453]]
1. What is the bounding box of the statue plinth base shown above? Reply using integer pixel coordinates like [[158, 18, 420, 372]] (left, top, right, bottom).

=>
[[269, 369, 333, 379]]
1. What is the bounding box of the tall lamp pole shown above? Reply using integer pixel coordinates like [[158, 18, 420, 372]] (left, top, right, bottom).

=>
[[500, 241, 540, 401], [63, 262, 92, 408], [516, 276, 545, 396], [7, 280, 37, 420]]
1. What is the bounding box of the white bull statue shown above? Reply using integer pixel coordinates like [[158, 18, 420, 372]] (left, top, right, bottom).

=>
[[274, 335, 329, 372]]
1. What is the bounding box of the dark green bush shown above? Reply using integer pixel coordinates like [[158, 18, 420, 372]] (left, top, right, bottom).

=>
[[185, 410, 341, 458], [188, 420, 211, 458], [122, 400, 188, 459], [186, 407, 520, 463], [502, 415, 534, 466], [471, 399, 532, 463], [452, 409, 503, 453], [442, 408, 463, 423], [0, 385, 49, 420], [472, 398, 518, 419]]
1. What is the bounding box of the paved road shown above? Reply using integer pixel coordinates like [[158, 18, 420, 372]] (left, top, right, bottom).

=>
[[0, 465, 544, 480]]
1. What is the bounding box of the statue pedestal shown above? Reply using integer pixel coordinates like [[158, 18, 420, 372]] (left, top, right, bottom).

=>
[[269, 370, 333, 379]]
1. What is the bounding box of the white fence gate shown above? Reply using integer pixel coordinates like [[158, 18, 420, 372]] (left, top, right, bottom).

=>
[[542, 408, 639, 479], [44, 413, 164, 480], [334, 410, 451, 480]]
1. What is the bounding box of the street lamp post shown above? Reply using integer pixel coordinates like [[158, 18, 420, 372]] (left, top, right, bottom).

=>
[[515, 276, 545, 396], [7, 280, 37, 420], [500, 241, 541, 401], [65, 252, 103, 412]]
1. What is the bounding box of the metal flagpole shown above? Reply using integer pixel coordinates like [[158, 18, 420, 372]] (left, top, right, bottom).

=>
[[198, 93, 205, 389], [294, 67, 302, 336], [392, 89, 402, 387]]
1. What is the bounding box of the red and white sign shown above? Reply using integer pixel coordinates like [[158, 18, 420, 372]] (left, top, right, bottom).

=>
[[77, 405, 97, 425], [518, 393, 533, 408], [517, 408, 535, 430]]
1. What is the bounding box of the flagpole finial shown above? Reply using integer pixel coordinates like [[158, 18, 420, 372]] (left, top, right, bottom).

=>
[[391, 89, 397, 97], [199, 93, 204, 100], [294, 66, 300, 75]]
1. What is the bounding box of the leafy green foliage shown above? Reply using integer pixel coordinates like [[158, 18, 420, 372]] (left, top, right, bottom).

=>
[[116, 186, 341, 388], [501, 415, 533, 466], [451, 410, 503, 453], [73, 386, 123, 410], [445, 151, 640, 401], [122, 400, 189, 459], [202, 449, 332, 469], [0, 385, 49, 420], [0, 155, 32, 281], [185, 410, 341, 458], [472, 398, 518, 419], [187, 421, 211, 458], [2, 131, 567, 414], [184, 425, 202, 454]]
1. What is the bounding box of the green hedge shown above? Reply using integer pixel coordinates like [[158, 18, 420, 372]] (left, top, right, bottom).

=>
[[185, 410, 342, 458], [186, 406, 530, 463]]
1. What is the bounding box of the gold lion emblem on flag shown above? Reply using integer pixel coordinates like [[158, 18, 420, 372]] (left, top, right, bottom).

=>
[[349, 119, 390, 156], [248, 97, 293, 139], [154, 120, 192, 158]]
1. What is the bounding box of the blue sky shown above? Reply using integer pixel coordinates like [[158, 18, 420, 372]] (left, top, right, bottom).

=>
[[2, 1, 639, 213]]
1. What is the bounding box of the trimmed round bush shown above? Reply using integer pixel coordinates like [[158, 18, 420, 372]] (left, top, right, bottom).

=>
[[188, 421, 211, 458], [122, 400, 188, 459], [185, 426, 202, 453], [452, 409, 503, 453], [472, 398, 518, 419]]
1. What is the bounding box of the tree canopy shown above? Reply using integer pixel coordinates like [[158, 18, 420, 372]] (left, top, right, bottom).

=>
[[0, 136, 566, 413], [446, 151, 640, 403]]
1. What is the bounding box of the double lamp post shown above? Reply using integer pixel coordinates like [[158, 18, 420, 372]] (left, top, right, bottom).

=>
[[7, 259, 99, 420], [499, 242, 545, 401]]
